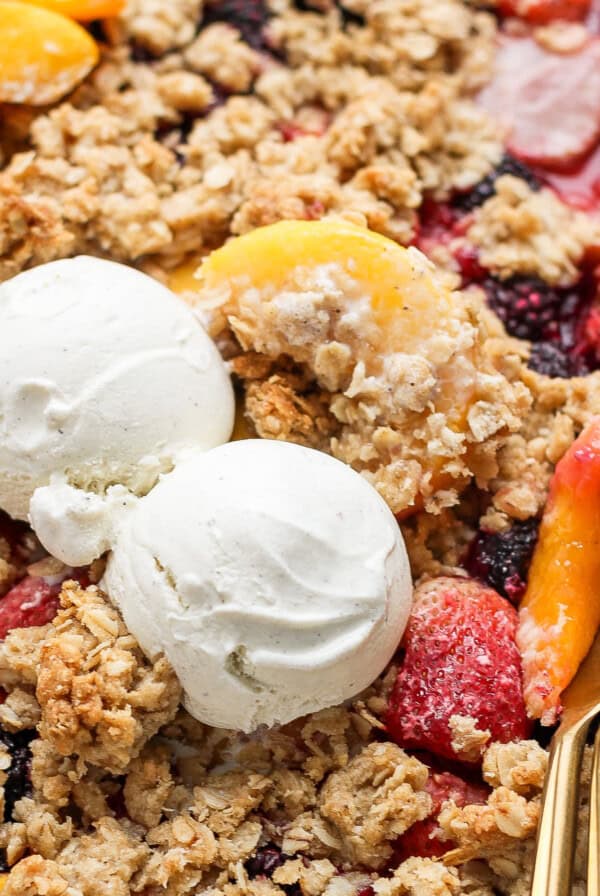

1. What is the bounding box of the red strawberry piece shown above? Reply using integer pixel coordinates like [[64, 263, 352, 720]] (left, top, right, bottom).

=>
[[477, 36, 600, 172], [385, 576, 533, 764], [0, 564, 89, 639], [542, 144, 600, 211], [393, 771, 489, 863], [575, 302, 600, 365], [0, 576, 62, 638], [500, 0, 590, 23]]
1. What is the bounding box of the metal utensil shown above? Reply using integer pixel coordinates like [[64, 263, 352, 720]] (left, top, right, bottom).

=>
[[531, 631, 600, 896]]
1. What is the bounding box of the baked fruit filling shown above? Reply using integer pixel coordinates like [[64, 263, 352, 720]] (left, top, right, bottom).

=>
[[1, 2, 600, 896]]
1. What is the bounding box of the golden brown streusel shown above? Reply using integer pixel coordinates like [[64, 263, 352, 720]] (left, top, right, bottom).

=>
[[318, 743, 431, 868], [465, 176, 600, 286], [201, 248, 532, 516], [36, 582, 181, 773]]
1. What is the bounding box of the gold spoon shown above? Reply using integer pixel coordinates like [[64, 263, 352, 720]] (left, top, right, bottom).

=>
[[531, 631, 600, 895]]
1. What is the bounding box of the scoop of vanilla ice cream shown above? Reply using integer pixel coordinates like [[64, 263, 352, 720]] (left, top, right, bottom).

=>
[[103, 439, 412, 731], [0, 256, 234, 523]]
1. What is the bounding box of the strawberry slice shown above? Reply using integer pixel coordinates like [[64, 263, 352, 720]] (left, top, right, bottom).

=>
[[478, 36, 600, 172], [392, 771, 489, 863], [500, 0, 590, 23], [385, 576, 533, 764], [0, 576, 62, 638], [0, 563, 88, 639]]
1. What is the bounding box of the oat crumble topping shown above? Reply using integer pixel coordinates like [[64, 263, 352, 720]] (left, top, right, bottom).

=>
[[0, 0, 599, 892]]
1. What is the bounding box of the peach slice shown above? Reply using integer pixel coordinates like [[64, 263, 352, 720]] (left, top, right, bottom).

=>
[[0, 1, 99, 105], [199, 220, 461, 344], [197, 219, 477, 427], [19, 0, 125, 22], [518, 416, 600, 724], [16, 0, 124, 20], [193, 219, 526, 516]]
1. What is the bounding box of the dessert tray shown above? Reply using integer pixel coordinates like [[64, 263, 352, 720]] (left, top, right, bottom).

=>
[[1, 1, 600, 894]]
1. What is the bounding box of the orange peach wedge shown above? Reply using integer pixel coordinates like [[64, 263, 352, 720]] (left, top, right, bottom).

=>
[[16, 0, 123, 20], [518, 416, 600, 724], [197, 219, 478, 431], [194, 219, 526, 516], [0, 1, 99, 105]]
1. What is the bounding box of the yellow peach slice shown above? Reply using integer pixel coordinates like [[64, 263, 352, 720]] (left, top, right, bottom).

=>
[[0, 1, 99, 105], [197, 219, 477, 426], [16, 0, 123, 19], [518, 416, 600, 724], [199, 220, 460, 351]]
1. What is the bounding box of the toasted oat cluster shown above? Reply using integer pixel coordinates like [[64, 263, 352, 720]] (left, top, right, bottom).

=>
[[1, 0, 600, 893]]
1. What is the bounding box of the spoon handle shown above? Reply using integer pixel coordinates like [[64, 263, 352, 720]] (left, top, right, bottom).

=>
[[587, 723, 600, 896], [531, 714, 593, 896]]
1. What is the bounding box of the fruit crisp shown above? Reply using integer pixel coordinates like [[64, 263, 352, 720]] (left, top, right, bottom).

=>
[[1, 0, 600, 895]]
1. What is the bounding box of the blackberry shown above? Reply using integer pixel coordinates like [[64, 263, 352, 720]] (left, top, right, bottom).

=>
[[202, 0, 272, 51], [464, 519, 539, 602], [246, 846, 303, 896], [528, 342, 574, 378], [246, 846, 287, 879], [453, 154, 541, 214], [0, 727, 35, 871], [482, 275, 565, 341], [0, 728, 35, 821]]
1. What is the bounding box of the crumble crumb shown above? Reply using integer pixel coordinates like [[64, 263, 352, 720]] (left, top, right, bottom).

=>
[[439, 786, 539, 865], [466, 176, 600, 286], [0, 688, 41, 732], [374, 858, 461, 896], [3, 817, 149, 896], [184, 24, 261, 93], [111, 0, 204, 56], [36, 582, 181, 773], [0, 625, 51, 690], [319, 743, 431, 868], [449, 716, 491, 763], [482, 741, 548, 797]]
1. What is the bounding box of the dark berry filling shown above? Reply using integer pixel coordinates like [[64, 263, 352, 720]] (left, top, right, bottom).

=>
[[528, 342, 574, 378], [1, 728, 34, 821], [0, 727, 35, 870], [246, 846, 304, 896], [202, 0, 272, 52], [452, 154, 541, 214], [481, 275, 566, 342], [464, 519, 539, 602], [478, 271, 600, 377], [246, 846, 288, 878], [293, 1, 365, 27]]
